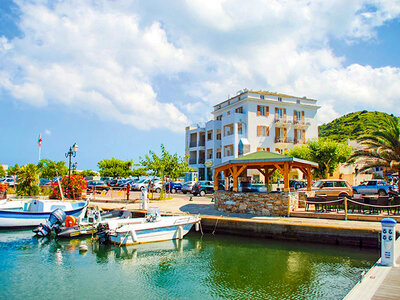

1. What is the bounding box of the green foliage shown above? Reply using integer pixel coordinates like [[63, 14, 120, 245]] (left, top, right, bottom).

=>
[[37, 159, 68, 179], [288, 139, 352, 179], [50, 175, 87, 199], [139, 145, 191, 198], [349, 115, 400, 189], [97, 158, 134, 178], [16, 164, 40, 196], [0, 165, 5, 177], [78, 169, 98, 177], [319, 111, 399, 142], [132, 167, 147, 178], [7, 164, 20, 176]]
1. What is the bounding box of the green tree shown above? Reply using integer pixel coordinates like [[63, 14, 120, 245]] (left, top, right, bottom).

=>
[[349, 115, 400, 190], [0, 165, 5, 177], [97, 158, 134, 178], [7, 164, 20, 176], [78, 170, 98, 177], [288, 139, 352, 179], [16, 164, 40, 196], [132, 167, 147, 178], [37, 159, 68, 179]]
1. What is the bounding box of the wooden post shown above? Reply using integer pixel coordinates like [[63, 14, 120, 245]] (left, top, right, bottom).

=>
[[265, 168, 269, 187], [283, 162, 289, 192], [232, 166, 238, 192], [287, 195, 291, 217], [214, 169, 219, 191], [344, 197, 348, 221], [306, 167, 312, 191]]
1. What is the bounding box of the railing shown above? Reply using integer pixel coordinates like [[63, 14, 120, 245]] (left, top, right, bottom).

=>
[[274, 118, 291, 124], [294, 138, 306, 144], [293, 120, 311, 128], [198, 140, 205, 147], [189, 142, 197, 148], [275, 137, 293, 143], [189, 159, 197, 164]]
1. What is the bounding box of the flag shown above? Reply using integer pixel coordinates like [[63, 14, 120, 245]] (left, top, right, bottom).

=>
[[38, 134, 42, 147]]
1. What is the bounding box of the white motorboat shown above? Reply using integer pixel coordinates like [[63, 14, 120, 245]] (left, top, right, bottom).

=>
[[107, 208, 201, 246], [0, 199, 88, 228]]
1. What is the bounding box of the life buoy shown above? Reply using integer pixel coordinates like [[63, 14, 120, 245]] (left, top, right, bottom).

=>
[[65, 216, 77, 227]]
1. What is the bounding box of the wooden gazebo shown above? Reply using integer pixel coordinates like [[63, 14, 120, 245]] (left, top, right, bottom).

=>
[[213, 151, 318, 192]]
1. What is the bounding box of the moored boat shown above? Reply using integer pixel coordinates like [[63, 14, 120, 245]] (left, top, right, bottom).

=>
[[0, 199, 88, 228], [107, 208, 201, 246]]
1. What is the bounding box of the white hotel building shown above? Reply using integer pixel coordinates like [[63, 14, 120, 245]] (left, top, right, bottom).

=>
[[185, 90, 320, 181]]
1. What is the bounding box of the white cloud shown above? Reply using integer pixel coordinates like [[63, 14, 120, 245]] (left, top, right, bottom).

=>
[[1, 0, 400, 130], [44, 129, 51, 135]]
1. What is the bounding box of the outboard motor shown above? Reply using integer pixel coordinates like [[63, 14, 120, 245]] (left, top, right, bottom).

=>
[[33, 209, 67, 237]]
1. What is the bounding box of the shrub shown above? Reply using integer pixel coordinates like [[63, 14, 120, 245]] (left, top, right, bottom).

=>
[[50, 175, 87, 199]]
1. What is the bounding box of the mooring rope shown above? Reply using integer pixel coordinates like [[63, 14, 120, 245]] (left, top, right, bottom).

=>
[[298, 197, 400, 208], [212, 215, 224, 235]]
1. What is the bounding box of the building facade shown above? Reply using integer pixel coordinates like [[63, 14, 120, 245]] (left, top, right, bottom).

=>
[[185, 90, 320, 180]]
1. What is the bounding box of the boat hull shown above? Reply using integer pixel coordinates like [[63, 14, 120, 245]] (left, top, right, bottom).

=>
[[110, 216, 200, 246], [0, 201, 88, 228]]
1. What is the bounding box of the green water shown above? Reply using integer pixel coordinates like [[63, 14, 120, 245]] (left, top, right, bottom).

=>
[[0, 230, 377, 299]]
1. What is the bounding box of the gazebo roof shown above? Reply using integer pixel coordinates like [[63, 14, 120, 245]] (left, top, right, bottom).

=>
[[213, 151, 318, 168]]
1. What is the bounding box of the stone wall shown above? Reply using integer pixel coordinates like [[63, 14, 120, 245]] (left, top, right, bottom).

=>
[[214, 191, 299, 217]]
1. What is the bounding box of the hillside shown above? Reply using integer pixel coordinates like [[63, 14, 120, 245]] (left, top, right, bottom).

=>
[[318, 111, 397, 142]]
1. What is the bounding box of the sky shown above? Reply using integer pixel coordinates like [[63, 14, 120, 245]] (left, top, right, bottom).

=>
[[1, 0, 400, 170]]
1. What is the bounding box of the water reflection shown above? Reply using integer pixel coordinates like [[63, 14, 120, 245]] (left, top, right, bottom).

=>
[[0, 230, 378, 300]]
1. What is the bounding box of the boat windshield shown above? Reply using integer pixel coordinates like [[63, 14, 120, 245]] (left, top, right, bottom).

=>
[[312, 180, 324, 188]]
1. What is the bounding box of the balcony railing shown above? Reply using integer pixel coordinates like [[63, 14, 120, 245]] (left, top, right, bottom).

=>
[[189, 159, 197, 165], [189, 141, 197, 148], [198, 140, 205, 147], [274, 118, 291, 127], [275, 137, 293, 143], [293, 120, 311, 129], [294, 138, 306, 144], [198, 159, 205, 164]]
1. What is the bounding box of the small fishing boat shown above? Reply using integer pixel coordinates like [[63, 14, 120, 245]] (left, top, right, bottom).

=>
[[0, 199, 88, 228], [56, 209, 137, 239], [106, 208, 201, 246]]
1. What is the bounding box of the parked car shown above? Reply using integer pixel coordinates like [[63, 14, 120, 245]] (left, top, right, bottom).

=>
[[352, 180, 395, 196], [131, 179, 151, 191], [238, 182, 267, 192], [192, 181, 214, 196], [39, 178, 50, 186], [1, 177, 17, 187], [289, 180, 306, 190], [300, 179, 353, 197], [149, 180, 162, 193], [164, 181, 183, 194], [87, 180, 110, 191], [182, 181, 196, 194]]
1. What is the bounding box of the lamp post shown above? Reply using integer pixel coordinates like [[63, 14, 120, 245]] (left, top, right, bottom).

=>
[[72, 162, 78, 174], [65, 143, 79, 194]]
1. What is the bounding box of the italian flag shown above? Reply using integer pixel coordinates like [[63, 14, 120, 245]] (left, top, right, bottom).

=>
[[38, 134, 42, 147]]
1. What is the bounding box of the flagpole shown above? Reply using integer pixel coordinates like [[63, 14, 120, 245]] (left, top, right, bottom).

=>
[[38, 145, 41, 162]]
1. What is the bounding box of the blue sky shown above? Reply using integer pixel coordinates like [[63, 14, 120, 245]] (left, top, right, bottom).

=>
[[1, 0, 400, 170]]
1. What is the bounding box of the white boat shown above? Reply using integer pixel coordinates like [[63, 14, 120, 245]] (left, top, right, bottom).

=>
[[0, 199, 25, 209], [0, 199, 88, 228], [108, 208, 201, 246]]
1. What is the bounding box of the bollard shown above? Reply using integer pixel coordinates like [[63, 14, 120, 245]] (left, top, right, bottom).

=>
[[344, 197, 348, 221], [380, 218, 397, 266], [141, 186, 148, 210]]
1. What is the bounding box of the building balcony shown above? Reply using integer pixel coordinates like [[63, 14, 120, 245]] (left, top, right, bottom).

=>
[[293, 120, 311, 129], [275, 137, 293, 147], [294, 138, 306, 145], [274, 118, 291, 128], [189, 142, 197, 148]]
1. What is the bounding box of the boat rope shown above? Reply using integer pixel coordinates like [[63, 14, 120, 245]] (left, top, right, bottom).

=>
[[212, 215, 224, 235]]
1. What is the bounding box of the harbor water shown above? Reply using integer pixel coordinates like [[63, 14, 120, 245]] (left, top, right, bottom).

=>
[[0, 230, 377, 299]]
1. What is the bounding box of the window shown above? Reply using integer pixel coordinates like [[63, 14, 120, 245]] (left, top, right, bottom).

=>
[[296, 100, 300, 104], [216, 131, 221, 140], [207, 149, 213, 159], [207, 130, 213, 141], [216, 149, 222, 159], [296, 111, 302, 121], [277, 108, 283, 119], [367, 181, 377, 186], [334, 181, 346, 187], [278, 97, 282, 101], [224, 124, 233, 136], [257, 105, 269, 116], [260, 95, 264, 99], [235, 106, 243, 114], [275, 148, 282, 154], [224, 145, 233, 157], [216, 115, 222, 121], [257, 147, 270, 152], [257, 126, 269, 136], [238, 123, 243, 134]]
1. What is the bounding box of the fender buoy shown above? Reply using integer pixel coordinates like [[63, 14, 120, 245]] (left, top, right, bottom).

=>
[[65, 216, 77, 228]]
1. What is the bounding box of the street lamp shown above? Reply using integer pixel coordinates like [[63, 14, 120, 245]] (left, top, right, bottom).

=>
[[65, 143, 79, 193]]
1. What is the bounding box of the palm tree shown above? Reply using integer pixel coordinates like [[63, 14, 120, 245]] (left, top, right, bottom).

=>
[[349, 115, 400, 190], [17, 164, 41, 196]]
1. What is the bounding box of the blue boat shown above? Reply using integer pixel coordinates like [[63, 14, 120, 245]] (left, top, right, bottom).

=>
[[0, 199, 88, 228]]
